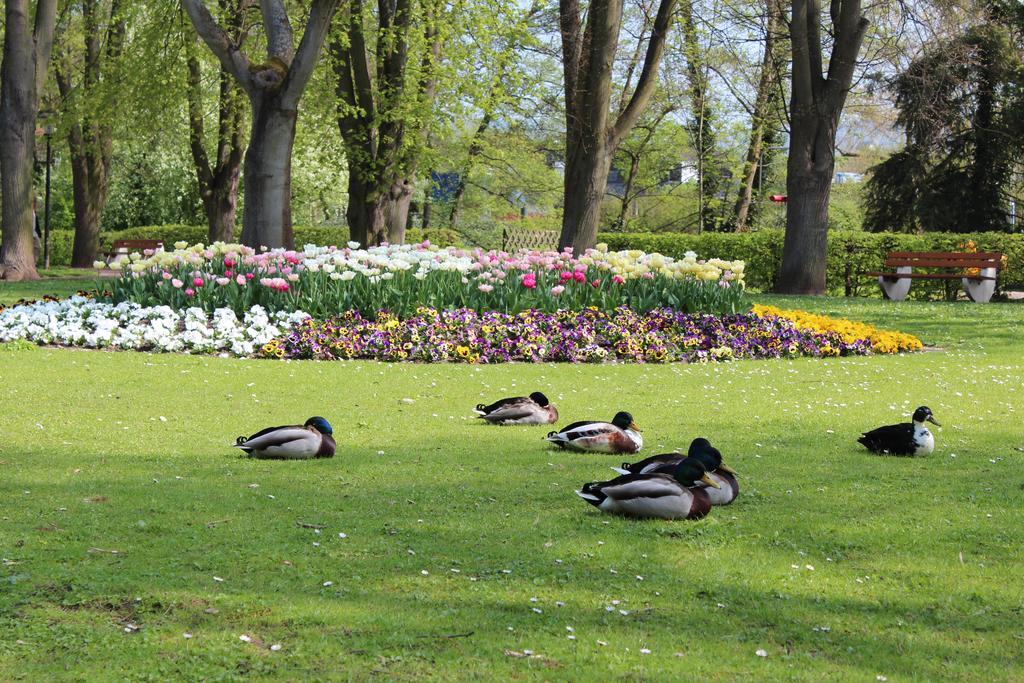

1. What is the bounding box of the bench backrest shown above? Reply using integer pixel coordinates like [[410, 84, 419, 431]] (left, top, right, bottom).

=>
[[502, 227, 560, 252], [111, 239, 163, 253], [884, 251, 1003, 270]]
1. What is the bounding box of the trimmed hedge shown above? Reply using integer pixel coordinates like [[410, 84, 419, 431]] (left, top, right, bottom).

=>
[[596, 230, 1024, 297]]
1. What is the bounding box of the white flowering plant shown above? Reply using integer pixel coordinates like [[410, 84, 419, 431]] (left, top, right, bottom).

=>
[[0, 296, 309, 356]]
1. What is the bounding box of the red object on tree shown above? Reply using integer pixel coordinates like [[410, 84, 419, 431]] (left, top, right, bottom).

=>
[[769, 194, 787, 203]]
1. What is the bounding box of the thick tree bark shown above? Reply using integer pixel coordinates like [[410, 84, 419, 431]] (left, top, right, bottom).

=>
[[181, 0, 339, 250], [777, 0, 868, 294], [240, 100, 296, 248], [345, 173, 388, 247], [0, 0, 57, 281], [386, 179, 414, 243], [558, 0, 678, 252], [732, 0, 783, 231]]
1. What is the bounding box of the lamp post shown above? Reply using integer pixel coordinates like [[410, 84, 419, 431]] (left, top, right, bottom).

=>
[[43, 124, 54, 269]]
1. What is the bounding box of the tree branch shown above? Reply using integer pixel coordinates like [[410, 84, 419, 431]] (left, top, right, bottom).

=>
[[181, 0, 254, 92], [33, 0, 59, 102], [260, 0, 294, 61], [610, 0, 677, 149], [280, 0, 339, 107]]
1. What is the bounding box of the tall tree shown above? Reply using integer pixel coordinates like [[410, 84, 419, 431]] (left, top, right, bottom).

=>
[[0, 0, 58, 281], [181, 0, 340, 249], [184, 0, 251, 243], [863, 21, 1023, 232], [776, 0, 868, 293], [330, 0, 442, 247], [732, 0, 785, 231], [557, 0, 678, 252], [679, 0, 721, 232], [55, 0, 127, 268]]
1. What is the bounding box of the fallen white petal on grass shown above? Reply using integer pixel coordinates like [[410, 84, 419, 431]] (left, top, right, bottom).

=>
[[239, 635, 252, 643], [756, 649, 768, 657]]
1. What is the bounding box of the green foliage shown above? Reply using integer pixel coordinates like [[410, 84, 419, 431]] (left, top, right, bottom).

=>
[[863, 21, 1024, 232], [599, 230, 1024, 295]]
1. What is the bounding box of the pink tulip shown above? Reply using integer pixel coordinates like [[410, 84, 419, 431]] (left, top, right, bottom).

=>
[[560, 270, 573, 282], [162, 271, 172, 280], [287, 273, 300, 282], [612, 275, 625, 285], [171, 278, 183, 288], [478, 284, 494, 293], [184, 288, 195, 296], [550, 285, 565, 296], [193, 277, 204, 287], [573, 271, 586, 283], [521, 273, 537, 289], [590, 279, 600, 288], [246, 272, 254, 280], [216, 277, 230, 286], [236, 274, 246, 286]]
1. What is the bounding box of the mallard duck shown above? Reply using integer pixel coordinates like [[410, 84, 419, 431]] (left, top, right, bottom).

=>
[[613, 438, 739, 505], [545, 411, 643, 454], [233, 416, 336, 459], [474, 391, 558, 425], [576, 456, 720, 520], [858, 406, 939, 456]]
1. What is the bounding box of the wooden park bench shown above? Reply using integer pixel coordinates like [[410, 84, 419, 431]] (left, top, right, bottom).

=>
[[105, 239, 164, 262], [865, 251, 1004, 303]]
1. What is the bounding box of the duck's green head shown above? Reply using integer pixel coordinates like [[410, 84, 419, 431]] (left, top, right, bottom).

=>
[[305, 416, 333, 435], [688, 438, 738, 475], [612, 411, 640, 432], [529, 392, 550, 407], [673, 456, 721, 489]]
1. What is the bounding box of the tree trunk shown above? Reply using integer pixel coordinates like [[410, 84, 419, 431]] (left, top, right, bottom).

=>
[[0, 0, 57, 281], [778, 164, 831, 292], [345, 172, 388, 248], [240, 98, 297, 249], [557, 0, 678, 251], [202, 177, 241, 242], [777, 0, 867, 294], [560, 146, 613, 252], [69, 148, 107, 267], [0, 120, 39, 280], [386, 178, 414, 243]]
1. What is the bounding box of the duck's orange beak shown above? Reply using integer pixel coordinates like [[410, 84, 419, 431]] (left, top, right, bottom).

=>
[[719, 463, 738, 475], [700, 473, 722, 489], [629, 422, 641, 432]]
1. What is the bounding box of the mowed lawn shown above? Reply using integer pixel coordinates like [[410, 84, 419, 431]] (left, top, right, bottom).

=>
[[1, 284, 1022, 680]]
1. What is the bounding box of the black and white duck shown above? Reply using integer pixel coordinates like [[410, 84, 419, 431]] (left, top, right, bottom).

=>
[[575, 456, 720, 520], [474, 391, 558, 425], [858, 406, 940, 456], [545, 411, 643, 454], [613, 438, 739, 505], [233, 416, 336, 459]]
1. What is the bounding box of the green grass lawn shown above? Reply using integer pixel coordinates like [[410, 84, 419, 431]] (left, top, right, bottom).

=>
[[0, 291, 1022, 680]]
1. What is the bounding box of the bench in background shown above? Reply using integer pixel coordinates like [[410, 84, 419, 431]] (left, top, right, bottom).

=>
[[864, 251, 1004, 303], [106, 239, 164, 262]]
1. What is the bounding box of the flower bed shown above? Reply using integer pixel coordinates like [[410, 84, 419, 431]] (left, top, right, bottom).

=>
[[752, 304, 923, 353], [97, 241, 747, 317], [0, 296, 308, 356], [258, 307, 873, 363]]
